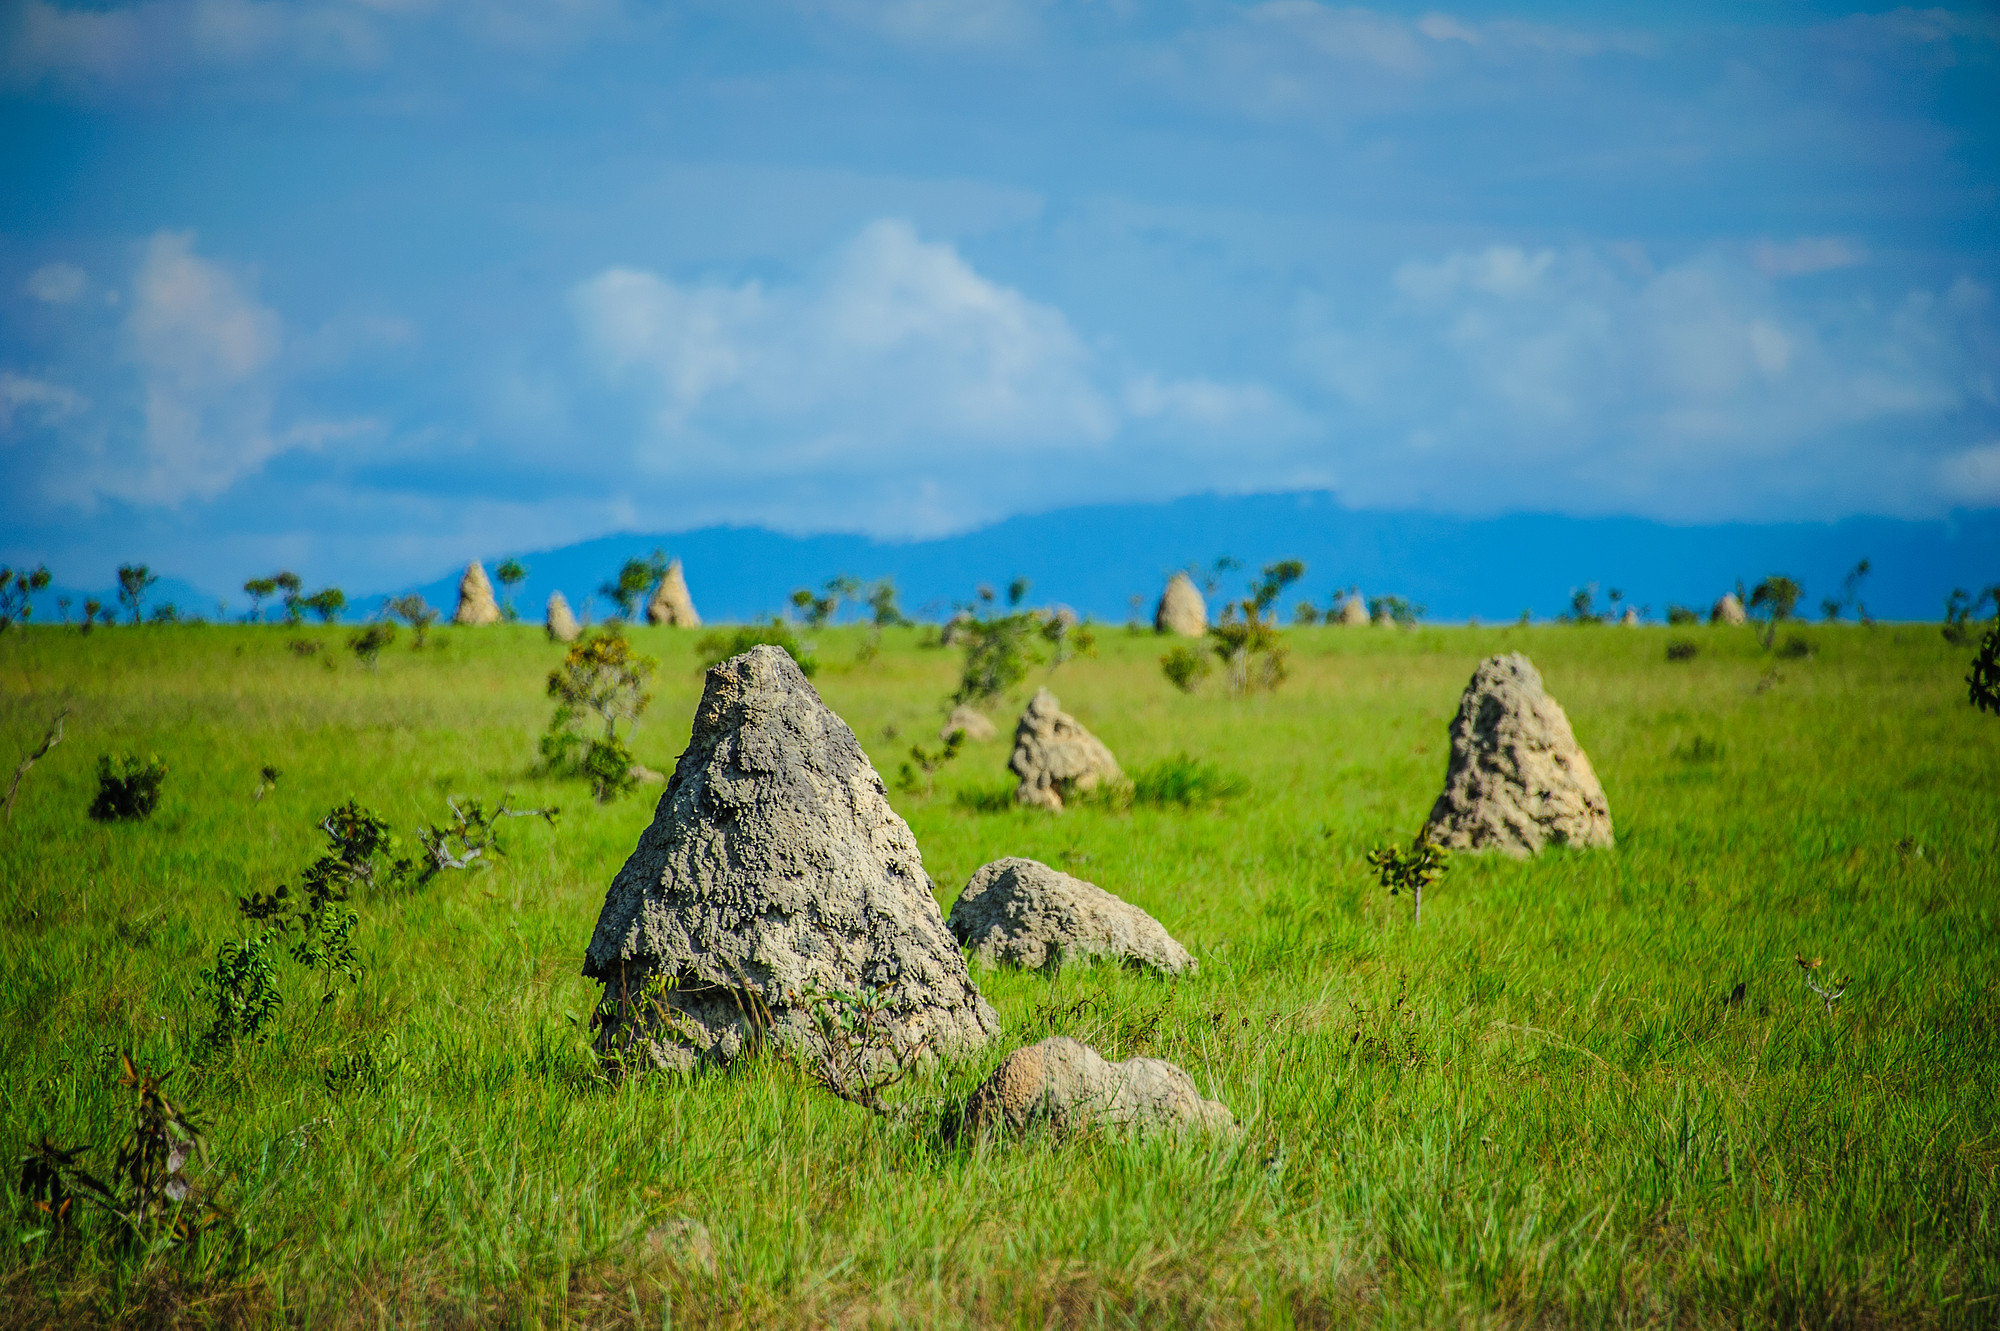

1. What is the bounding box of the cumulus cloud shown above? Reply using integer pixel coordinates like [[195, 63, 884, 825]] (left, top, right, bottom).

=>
[[572, 218, 1293, 531], [0, 371, 87, 432], [24, 262, 88, 304], [1297, 244, 2000, 518], [1750, 237, 1867, 279]]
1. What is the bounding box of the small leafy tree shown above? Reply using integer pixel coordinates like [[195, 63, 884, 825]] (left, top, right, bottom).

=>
[[1039, 610, 1096, 674], [89, 753, 167, 822], [1748, 575, 1802, 648], [867, 579, 910, 628], [494, 559, 527, 622], [0, 564, 52, 632], [81, 598, 104, 634], [543, 628, 657, 802], [275, 571, 304, 624], [1665, 604, 1701, 626], [1294, 601, 1321, 625], [1821, 559, 1872, 623], [1367, 594, 1425, 628], [1366, 837, 1451, 926], [347, 622, 395, 670], [387, 594, 441, 648], [242, 577, 277, 623], [116, 564, 156, 625], [300, 587, 346, 623], [599, 549, 670, 622]]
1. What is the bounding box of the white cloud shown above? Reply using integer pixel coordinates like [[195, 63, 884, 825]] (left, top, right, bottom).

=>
[[813, 0, 1043, 50], [0, 371, 87, 432], [25, 262, 88, 304], [1298, 243, 2000, 518], [1750, 236, 1866, 278], [572, 218, 1294, 533]]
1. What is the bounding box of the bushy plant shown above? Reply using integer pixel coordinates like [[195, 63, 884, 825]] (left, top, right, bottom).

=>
[[866, 579, 910, 627], [543, 628, 657, 801], [89, 753, 167, 822], [18, 1053, 227, 1251], [0, 563, 51, 632], [1942, 586, 1998, 646], [791, 574, 859, 628], [300, 587, 346, 624], [347, 622, 395, 670], [1666, 638, 1699, 662], [1160, 644, 1211, 693], [1749, 574, 1802, 648], [1367, 594, 1425, 628], [1666, 604, 1701, 626], [697, 620, 820, 677], [1205, 560, 1303, 695], [1562, 583, 1627, 625]]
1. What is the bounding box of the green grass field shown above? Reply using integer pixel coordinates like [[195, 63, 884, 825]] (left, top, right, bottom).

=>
[[1, 620, 1995, 1329]]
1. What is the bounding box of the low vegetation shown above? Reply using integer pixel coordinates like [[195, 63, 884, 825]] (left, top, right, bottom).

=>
[[0, 619, 1994, 1328]]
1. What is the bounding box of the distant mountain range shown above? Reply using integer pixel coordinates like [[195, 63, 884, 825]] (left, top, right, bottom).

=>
[[25, 492, 2000, 626]]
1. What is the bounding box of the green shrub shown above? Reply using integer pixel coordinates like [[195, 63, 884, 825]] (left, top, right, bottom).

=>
[[543, 628, 657, 801], [1666, 604, 1701, 625], [88, 753, 167, 822], [1666, 638, 1699, 662], [1132, 753, 1248, 806], [1366, 837, 1450, 926], [1969, 624, 2000, 716], [1160, 644, 1210, 693], [347, 622, 395, 669]]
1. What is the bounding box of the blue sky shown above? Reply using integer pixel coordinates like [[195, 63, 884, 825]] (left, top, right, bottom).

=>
[[1, 0, 1996, 599]]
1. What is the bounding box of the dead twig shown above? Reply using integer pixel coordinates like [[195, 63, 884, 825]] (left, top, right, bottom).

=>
[[5, 706, 70, 821]]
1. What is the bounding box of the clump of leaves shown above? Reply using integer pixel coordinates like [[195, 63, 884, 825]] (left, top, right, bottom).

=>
[[1160, 644, 1210, 693], [253, 765, 280, 801], [1666, 604, 1702, 626], [791, 574, 859, 628], [0, 563, 51, 632], [696, 620, 819, 677], [543, 627, 657, 802], [1671, 735, 1722, 764], [1776, 634, 1813, 659], [286, 638, 321, 657], [1561, 583, 1627, 626], [1968, 622, 2000, 716], [1132, 753, 1248, 806], [89, 752, 167, 822], [1665, 638, 1699, 662], [19, 1053, 228, 1252], [1366, 837, 1450, 926], [300, 587, 346, 623], [346, 622, 395, 670], [896, 729, 963, 798], [1039, 610, 1096, 672]]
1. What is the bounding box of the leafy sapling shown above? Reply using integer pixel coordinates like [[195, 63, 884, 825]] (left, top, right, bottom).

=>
[[599, 549, 670, 622], [789, 983, 932, 1118], [897, 728, 964, 798], [253, 765, 280, 801], [116, 564, 156, 625], [301, 587, 346, 623], [543, 627, 657, 802], [1366, 837, 1451, 926], [1967, 622, 2000, 716], [1821, 559, 1872, 623], [494, 559, 527, 621], [1160, 644, 1211, 693], [954, 580, 1042, 706], [386, 594, 440, 648], [1748, 575, 1802, 649]]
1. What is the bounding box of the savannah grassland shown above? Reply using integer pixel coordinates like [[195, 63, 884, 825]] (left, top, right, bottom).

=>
[[0, 617, 1995, 1330]]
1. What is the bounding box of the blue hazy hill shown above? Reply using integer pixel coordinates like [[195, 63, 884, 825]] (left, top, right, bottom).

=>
[[372, 492, 1998, 627]]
